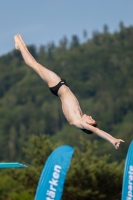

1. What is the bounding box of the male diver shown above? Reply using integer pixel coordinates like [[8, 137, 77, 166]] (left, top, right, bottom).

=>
[[14, 34, 124, 149]]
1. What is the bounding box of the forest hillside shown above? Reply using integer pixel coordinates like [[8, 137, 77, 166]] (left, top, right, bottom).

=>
[[0, 24, 133, 162]]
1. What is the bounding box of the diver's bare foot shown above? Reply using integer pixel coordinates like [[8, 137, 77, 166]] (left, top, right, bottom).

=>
[[14, 34, 26, 50]]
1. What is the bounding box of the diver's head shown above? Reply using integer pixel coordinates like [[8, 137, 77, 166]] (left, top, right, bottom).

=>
[[81, 114, 98, 134], [82, 114, 97, 127]]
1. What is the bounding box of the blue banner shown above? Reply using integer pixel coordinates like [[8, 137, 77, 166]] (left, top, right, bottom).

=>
[[122, 140, 133, 200], [35, 145, 74, 200]]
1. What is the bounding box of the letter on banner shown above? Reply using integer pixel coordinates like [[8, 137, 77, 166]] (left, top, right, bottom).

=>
[[122, 140, 133, 200], [35, 145, 74, 200]]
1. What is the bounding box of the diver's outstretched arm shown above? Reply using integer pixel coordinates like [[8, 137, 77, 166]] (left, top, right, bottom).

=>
[[93, 128, 124, 149], [73, 120, 124, 149]]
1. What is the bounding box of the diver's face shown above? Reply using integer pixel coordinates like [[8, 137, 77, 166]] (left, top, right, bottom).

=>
[[82, 114, 96, 125]]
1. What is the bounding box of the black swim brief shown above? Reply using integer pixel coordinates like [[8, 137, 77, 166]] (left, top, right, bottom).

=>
[[49, 79, 68, 96]]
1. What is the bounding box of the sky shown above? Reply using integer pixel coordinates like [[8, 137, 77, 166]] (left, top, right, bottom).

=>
[[0, 0, 133, 56]]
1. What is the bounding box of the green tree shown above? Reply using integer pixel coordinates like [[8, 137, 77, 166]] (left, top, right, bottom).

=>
[[8, 135, 124, 200]]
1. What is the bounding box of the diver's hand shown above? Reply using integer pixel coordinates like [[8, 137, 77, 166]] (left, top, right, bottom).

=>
[[111, 139, 125, 149]]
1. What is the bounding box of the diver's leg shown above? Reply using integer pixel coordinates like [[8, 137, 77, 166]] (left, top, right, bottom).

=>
[[14, 34, 61, 87]]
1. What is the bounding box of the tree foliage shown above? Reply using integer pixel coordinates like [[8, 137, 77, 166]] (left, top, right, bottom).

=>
[[0, 135, 124, 200], [0, 25, 133, 161], [0, 24, 132, 199]]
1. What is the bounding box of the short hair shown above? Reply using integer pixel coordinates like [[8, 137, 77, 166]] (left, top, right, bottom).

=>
[[81, 121, 98, 134]]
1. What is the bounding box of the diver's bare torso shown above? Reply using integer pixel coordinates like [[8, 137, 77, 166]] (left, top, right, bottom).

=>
[[58, 85, 83, 124]]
